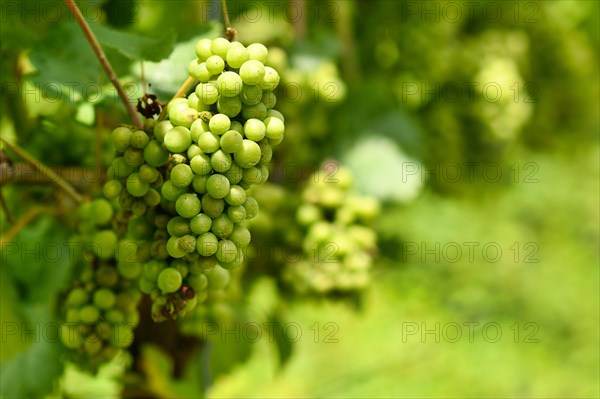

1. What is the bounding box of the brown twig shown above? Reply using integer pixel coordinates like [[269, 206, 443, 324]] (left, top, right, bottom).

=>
[[157, 76, 197, 121], [64, 0, 143, 129], [0, 206, 51, 250], [0, 138, 84, 203], [291, 0, 307, 40]]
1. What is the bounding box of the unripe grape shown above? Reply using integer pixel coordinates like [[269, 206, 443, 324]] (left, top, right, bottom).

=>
[[143, 141, 169, 167], [258, 140, 273, 164], [201, 194, 225, 218], [242, 166, 262, 186], [195, 82, 220, 105], [216, 239, 237, 263], [187, 144, 202, 159], [175, 193, 201, 218], [197, 132, 220, 153], [170, 164, 194, 188], [138, 164, 158, 183], [167, 237, 187, 258], [243, 119, 266, 141], [220, 130, 243, 153], [188, 92, 210, 112], [189, 61, 211, 82], [103, 180, 122, 199], [93, 288, 116, 310], [227, 205, 247, 223], [224, 163, 243, 184], [140, 277, 156, 294], [190, 256, 218, 273], [247, 43, 268, 63], [209, 114, 231, 135], [190, 118, 210, 142], [234, 140, 262, 168], [225, 185, 246, 206], [161, 180, 188, 201], [111, 127, 133, 152], [110, 324, 134, 348], [105, 309, 126, 324], [262, 91, 276, 109], [243, 196, 259, 219], [179, 235, 198, 253], [131, 130, 149, 149], [167, 216, 192, 237], [123, 148, 144, 167], [187, 273, 208, 292], [263, 116, 285, 141], [260, 67, 280, 90], [216, 71, 243, 97], [239, 60, 265, 85], [61, 325, 82, 349], [216, 95, 242, 117], [240, 84, 262, 105], [211, 150, 232, 173], [205, 55, 225, 75], [66, 288, 88, 307], [170, 106, 198, 128], [84, 336, 103, 355], [195, 38, 213, 60], [126, 173, 150, 197], [96, 265, 119, 287], [192, 174, 209, 194], [190, 213, 212, 235], [153, 120, 173, 143], [230, 121, 244, 134], [211, 214, 234, 238], [79, 305, 100, 324], [164, 126, 192, 153], [226, 45, 249, 68], [196, 232, 219, 256], [92, 230, 118, 259], [211, 38, 231, 59], [241, 102, 268, 120], [190, 154, 213, 175], [206, 265, 230, 290], [91, 199, 113, 226], [229, 225, 251, 247], [266, 109, 284, 122], [144, 188, 161, 207], [206, 174, 231, 199]]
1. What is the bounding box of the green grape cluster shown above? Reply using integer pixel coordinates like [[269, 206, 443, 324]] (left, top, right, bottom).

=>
[[284, 165, 380, 294], [61, 198, 143, 367]]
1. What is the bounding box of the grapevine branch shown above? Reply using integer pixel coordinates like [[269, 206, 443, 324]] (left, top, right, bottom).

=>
[[0, 206, 51, 250], [64, 0, 144, 129], [0, 138, 84, 203], [0, 189, 14, 224], [221, 0, 237, 41]]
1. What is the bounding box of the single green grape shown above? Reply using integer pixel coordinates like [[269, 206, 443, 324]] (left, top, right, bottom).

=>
[[243, 196, 259, 219], [96, 265, 119, 287], [126, 173, 150, 197], [195, 38, 213, 60], [166, 237, 187, 258], [263, 116, 285, 141], [209, 114, 231, 135], [192, 174, 209, 194], [144, 141, 170, 167], [103, 180, 122, 199], [66, 287, 88, 307], [164, 126, 192, 153], [175, 193, 202, 218], [190, 213, 212, 235], [262, 92, 276, 109], [140, 277, 156, 294], [143, 260, 166, 282], [211, 150, 232, 173], [111, 127, 133, 152], [196, 232, 219, 256], [179, 235, 198, 253], [123, 148, 144, 167], [216, 71, 243, 97], [241, 102, 268, 120], [144, 188, 161, 207], [187, 144, 202, 159], [242, 166, 262, 186], [79, 305, 100, 324], [138, 164, 158, 183], [153, 120, 173, 143], [206, 265, 230, 290], [92, 230, 118, 259], [226, 45, 249, 68], [234, 140, 262, 168], [131, 130, 149, 149], [91, 199, 113, 226], [93, 288, 116, 310], [243, 119, 267, 141], [198, 132, 221, 153], [190, 118, 210, 142], [224, 185, 246, 206], [161, 180, 188, 201], [220, 130, 243, 153], [229, 225, 251, 247], [239, 60, 265, 85], [167, 216, 192, 237], [224, 163, 243, 184], [187, 273, 208, 292], [206, 55, 225, 76], [216, 239, 237, 263], [227, 205, 247, 223], [211, 38, 231, 59], [247, 43, 269, 63], [211, 213, 234, 238], [171, 164, 194, 188], [196, 82, 220, 105], [206, 174, 231, 199], [110, 324, 135, 348], [201, 194, 225, 218], [216, 95, 243, 118], [240, 84, 262, 105], [260, 67, 280, 91]]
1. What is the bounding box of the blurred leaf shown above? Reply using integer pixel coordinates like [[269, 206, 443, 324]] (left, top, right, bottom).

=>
[[268, 313, 293, 368], [3, 216, 73, 303], [92, 24, 176, 62]]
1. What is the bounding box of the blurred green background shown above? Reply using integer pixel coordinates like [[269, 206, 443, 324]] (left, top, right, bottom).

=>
[[0, 0, 598, 398]]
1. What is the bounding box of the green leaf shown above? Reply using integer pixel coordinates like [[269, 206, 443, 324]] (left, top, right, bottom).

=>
[[268, 312, 294, 368], [92, 24, 177, 62]]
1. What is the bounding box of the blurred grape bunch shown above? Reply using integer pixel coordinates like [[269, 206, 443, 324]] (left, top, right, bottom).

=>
[[284, 164, 379, 294]]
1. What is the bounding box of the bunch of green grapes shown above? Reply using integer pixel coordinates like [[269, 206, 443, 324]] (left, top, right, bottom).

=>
[[60, 198, 142, 368], [284, 164, 380, 294]]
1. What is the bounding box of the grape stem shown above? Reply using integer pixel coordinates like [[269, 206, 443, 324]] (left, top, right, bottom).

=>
[[221, 0, 237, 41], [0, 188, 14, 224], [64, 0, 144, 129], [0, 138, 84, 204]]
